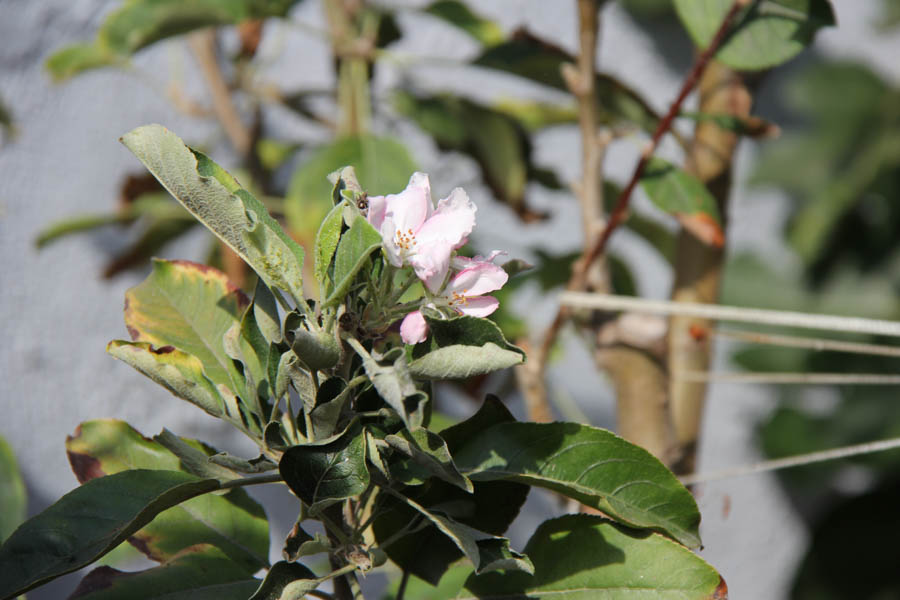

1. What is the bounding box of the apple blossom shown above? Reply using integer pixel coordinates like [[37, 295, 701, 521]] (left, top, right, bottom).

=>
[[367, 172, 476, 292], [399, 257, 509, 344]]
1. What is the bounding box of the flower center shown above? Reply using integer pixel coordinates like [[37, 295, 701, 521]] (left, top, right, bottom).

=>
[[447, 289, 469, 313], [394, 228, 418, 251]]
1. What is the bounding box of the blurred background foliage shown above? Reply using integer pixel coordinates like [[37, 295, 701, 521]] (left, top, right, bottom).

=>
[[721, 4, 900, 598], [24, 0, 900, 597]]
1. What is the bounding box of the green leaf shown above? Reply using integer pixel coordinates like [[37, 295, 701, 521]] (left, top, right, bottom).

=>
[[0, 437, 25, 543], [45, 43, 119, 81], [46, 0, 301, 80], [314, 200, 346, 289], [226, 296, 279, 410], [423, 1, 505, 46], [106, 341, 238, 422], [350, 341, 425, 431], [311, 377, 353, 440], [382, 564, 472, 600], [409, 345, 524, 380], [454, 422, 702, 548], [674, 0, 836, 71], [374, 397, 528, 585], [249, 561, 317, 600], [322, 214, 383, 308], [409, 315, 525, 379], [491, 98, 578, 132], [640, 157, 724, 247], [66, 420, 269, 572], [385, 429, 473, 493], [279, 425, 370, 514], [68, 545, 260, 600], [385, 492, 532, 579], [285, 136, 416, 239], [472, 30, 661, 132], [153, 429, 244, 481], [283, 522, 332, 561], [120, 124, 306, 303], [124, 258, 247, 392], [460, 515, 725, 599], [0, 470, 220, 600]]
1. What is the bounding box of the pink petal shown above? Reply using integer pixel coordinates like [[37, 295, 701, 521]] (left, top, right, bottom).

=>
[[415, 188, 476, 249], [384, 180, 430, 235], [446, 262, 508, 297], [409, 239, 452, 293], [367, 194, 388, 229], [458, 296, 499, 318], [407, 172, 433, 218], [451, 250, 507, 270], [400, 310, 429, 344], [379, 217, 405, 268]]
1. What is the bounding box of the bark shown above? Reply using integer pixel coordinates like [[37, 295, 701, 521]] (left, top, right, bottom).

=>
[[668, 60, 752, 474]]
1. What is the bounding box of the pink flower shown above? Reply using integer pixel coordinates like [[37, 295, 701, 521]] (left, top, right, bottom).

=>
[[399, 259, 509, 345], [367, 173, 476, 293]]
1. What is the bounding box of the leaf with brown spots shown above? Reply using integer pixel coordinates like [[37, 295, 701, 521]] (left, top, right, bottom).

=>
[[124, 258, 248, 394], [65, 420, 269, 573]]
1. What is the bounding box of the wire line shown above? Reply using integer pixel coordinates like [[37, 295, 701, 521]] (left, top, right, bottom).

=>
[[680, 437, 900, 485], [677, 372, 900, 385], [558, 292, 900, 338]]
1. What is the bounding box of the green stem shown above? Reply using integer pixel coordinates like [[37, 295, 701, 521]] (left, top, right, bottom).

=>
[[387, 270, 419, 306], [321, 562, 358, 583], [218, 472, 284, 490]]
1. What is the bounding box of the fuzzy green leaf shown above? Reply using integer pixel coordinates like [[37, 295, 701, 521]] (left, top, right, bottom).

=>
[[351, 342, 424, 431], [322, 214, 382, 308], [0, 470, 220, 600], [454, 422, 702, 548], [409, 315, 525, 379], [314, 200, 346, 290], [120, 124, 305, 303], [385, 429, 473, 493]]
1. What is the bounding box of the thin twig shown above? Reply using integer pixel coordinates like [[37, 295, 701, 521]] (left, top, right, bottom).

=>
[[189, 29, 252, 155], [558, 292, 900, 338], [680, 436, 900, 485], [535, 0, 751, 366], [678, 372, 900, 385], [714, 328, 900, 358], [396, 571, 411, 600]]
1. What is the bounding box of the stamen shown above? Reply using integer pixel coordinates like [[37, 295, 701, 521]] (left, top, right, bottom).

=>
[[394, 228, 418, 251]]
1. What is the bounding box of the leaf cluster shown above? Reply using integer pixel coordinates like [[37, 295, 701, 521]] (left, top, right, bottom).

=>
[[2, 126, 721, 599]]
